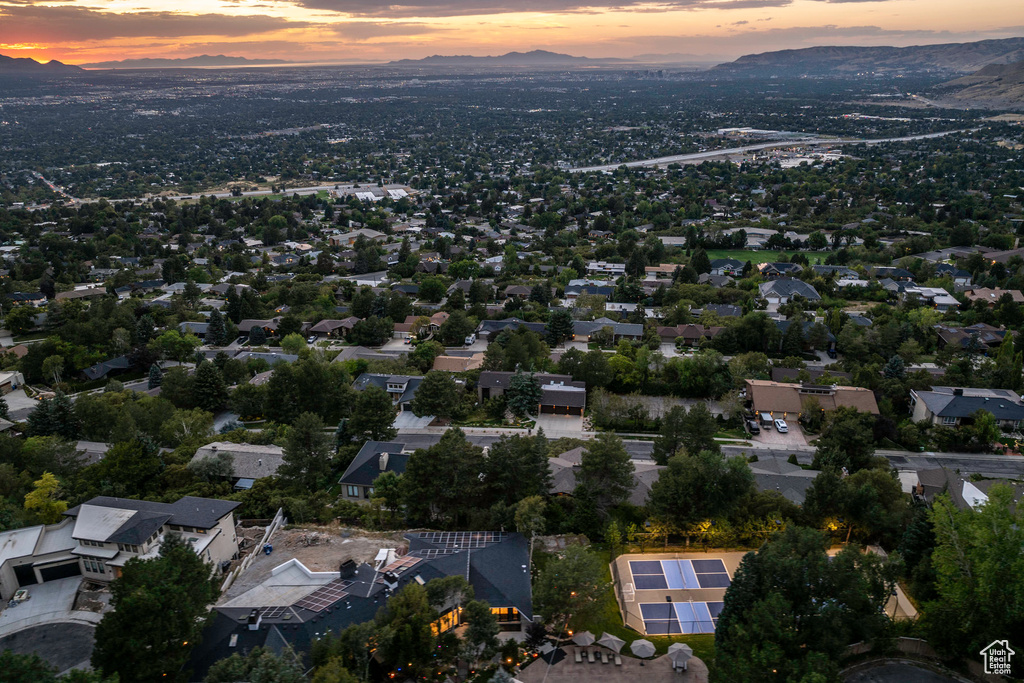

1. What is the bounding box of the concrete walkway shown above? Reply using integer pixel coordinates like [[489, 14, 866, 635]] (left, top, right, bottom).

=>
[[0, 578, 103, 637]]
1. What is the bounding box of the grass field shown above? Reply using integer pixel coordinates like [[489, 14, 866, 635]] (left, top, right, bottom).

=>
[[703, 249, 828, 265]]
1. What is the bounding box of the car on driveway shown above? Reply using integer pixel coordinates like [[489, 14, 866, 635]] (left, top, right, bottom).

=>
[[746, 419, 761, 435], [774, 419, 788, 433], [307, 335, 318, 344]]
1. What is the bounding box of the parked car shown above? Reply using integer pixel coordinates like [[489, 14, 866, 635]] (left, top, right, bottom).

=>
[[746, 419, 761, 435], [826, 348, 838, 359], [306, 335, 318, 344], [464, 333, 477, 346], [774, 419, 789, 433]]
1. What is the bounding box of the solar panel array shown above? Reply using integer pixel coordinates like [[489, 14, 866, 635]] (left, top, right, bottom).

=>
[[629, 559, 731, 590], [260, 606, 290, 620], [417, 531, 507, 548], [411, 548, 459, 559], [380, 555, 422, 574], [639, 601, 724, 634], [294, 579, 354, 613]]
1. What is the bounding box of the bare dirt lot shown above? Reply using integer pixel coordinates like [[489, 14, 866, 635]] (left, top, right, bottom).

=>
[[222, 525, 408, 602]]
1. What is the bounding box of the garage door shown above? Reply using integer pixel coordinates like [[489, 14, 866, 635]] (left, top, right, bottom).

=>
[[540, 404, 554, 414], [39, 561, 82, 582], [14, 564, 37, 587]]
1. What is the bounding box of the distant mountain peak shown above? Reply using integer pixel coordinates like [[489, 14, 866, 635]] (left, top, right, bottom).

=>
[[0, 54, 83, 75]]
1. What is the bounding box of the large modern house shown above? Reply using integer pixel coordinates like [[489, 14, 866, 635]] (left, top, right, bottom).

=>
[[352, 373, 424, 411], [188, 531, 532, 680], [758, 278, 821, 305], [0, 496, 240, 601], [477, 371, 587, 415], [746, 379, 879, 421]]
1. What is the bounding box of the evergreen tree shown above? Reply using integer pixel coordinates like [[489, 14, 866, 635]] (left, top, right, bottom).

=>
[[883, 354, 906, 380], [0, 394, 8, 420], [505, 369, 541, 418], [409, 371, 461, 421], [401, 428, 484, 526], [781, 320, 805, 357], [248, 325, 267, 345], [349, 386, 397, 441], [207, 308, 227, 346], [690, 247, 711, 274], [225, 286, 242, 323], [575, 433, 634, 516], [92, 533, 220, 681], [546, 309, 575, 346], [280, 412, 333, 490], [147, 363, 163, 390], [193, 361, 228, 412]]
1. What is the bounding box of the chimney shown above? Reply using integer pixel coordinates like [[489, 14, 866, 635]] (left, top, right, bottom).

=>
[[211, 445, 217, 453], [379, 453, 389, 471], [247, 609, 262, 631], [258, 459, 262, 467]]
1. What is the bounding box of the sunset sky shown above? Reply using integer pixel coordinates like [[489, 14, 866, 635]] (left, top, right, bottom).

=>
[[1, 0, 1022, 66]]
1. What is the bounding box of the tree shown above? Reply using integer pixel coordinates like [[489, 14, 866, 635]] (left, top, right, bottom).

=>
[[505, 369, 541, 418], [206, 308, 227, 346], [515, 495, 546, 567], [27, 392, 81, 441], [812, 407, 878, 472], [462, 600, 501, 659], [690, 247, 711, 274], [781, 321, 805, 357], [714, 526, 898, 683], [883, 354, 906, 380], [192, 361, 228, 412], [205, 646, 306, 683], [483, 432, 552, 505], [147, 363, 162, 389], [923, 484, 1024, 659], [547, 309, 575, 346], [189, 450, 234, 483], [349, 386, 397, 441], [151, 330, 202, 361], [5, 305, 36, 335], [280, 412, 333, 490], [42, 354, 64, 386], [280, 332, 307, 355], [401, 428, 484, 526], [160, 408, 214, 447], [653, 404, 688, 464], [24, 471, 67, 523], [419, 276, 447, 303], [647, 451, 755, 528], [436, 310, 475, 346], [348, 316, 393, 346], [89, 439, 163, 497], [248, 325, 267, 345], [410, 371, 461, 421], [92, 533, 220, 681], [409, 340, 444, 372], [683, 401, 720, 456], [533, 545, 607, 627], [575, 433, 634, 516]]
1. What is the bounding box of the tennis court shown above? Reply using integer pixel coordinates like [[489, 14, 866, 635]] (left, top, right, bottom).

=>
[[612, 551, 748, 637]]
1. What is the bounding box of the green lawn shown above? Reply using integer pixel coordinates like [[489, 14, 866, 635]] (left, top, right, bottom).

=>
[[564, 548, 717, 674], [703, 249, 828, 265]]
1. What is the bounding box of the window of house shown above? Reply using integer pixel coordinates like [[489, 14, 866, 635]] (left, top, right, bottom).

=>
[[194, 528, 206, 534], [942, 416, 958, 425], [347, 485, 359, 497], [82, 557, 106, 574]]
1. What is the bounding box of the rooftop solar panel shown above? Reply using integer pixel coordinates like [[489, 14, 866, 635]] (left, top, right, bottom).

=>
[[260, 606, 289, 619], [294, 579, 354, 612], [629, 560, 663, 575]]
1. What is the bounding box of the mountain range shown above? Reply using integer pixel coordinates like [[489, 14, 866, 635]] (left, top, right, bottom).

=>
[[0, 54, 82, 75], [80, 55, 292, 69], [388, 50, 625, 66], [713, 37, 1024, 76]]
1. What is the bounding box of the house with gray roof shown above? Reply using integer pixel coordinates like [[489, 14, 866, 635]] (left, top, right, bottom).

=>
[[572, 317, 643, 342], [758, 278, 822, 304], [910, 386, 1024, 430], [353, 373, 423, 411], [710, 258, 744, 276], [748, 457, 820, 505], [338, 440, 409, 502], [190, 442, 285, 490], [188, 530, 532, 680]]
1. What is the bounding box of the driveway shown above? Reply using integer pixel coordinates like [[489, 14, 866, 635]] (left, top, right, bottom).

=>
[[0, 623, 96, 675], [394, 411, 434, 430], [0, 578, 101, 637], [533, 413, 586, 438], [754, 421, 807, 448], [381, 339, 412, 352]]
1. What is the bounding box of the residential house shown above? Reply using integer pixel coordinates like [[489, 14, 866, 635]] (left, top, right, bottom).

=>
[[353, 373, 423, 411], [871, 266, 915, 281], [55, 286, 107, 302], [0, 370, 25, 394], [812, 265, 858, 279], [934, 323, 1010, 352], [572, 318, 643, 343], [745, 379, 879, 421], [749, 457, 820, 505], [698, 273, 734, 287], [0, 495, 239, 600], [644, 263, 678, 279], [432, 353, 485, 372], [338, 440, 409, 502], [771, 367, 852, 383], [239, 317, 282, 336], [329, 228, 386, 247], [549, 446, 664, 506], [308, 317, 360, 339], [758, 262, 803, 279], [189, 442, 285, 491], [910, 386, 1024, 430], [657, 324, 724, 346], [963, 288, 1024, 307], [896, 284, 960, 312], [179, 321, 210, 338], [587, 261, 626, 276], [758, 278, 822, 305], [710, 259, 745, 276], [477, 317, 547, 341], [477, 371, 584, 411], [912, 467, 1024, 510], [8, 292, 47, 307], [563, 280, 615, 301], [188, 531, 532, 680], [934, 263, 972, 286], [81, 356, 131, 382]]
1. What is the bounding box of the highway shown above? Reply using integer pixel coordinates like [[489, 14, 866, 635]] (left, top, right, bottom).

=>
[[568, 129, 970, 173]]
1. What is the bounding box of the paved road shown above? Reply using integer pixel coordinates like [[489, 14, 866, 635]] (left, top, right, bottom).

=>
[[569, 129, 969, 173], [396, 430, 1024, 477]]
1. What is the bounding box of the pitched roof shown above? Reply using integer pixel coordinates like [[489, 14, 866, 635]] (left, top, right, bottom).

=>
[[339, 441, 409, 486], [914, 387, 1024, 421], [746, 379, 879, 414], [190, 442, 285, 480], [65, 496, 240, 538], [758, 278, 821, 301]]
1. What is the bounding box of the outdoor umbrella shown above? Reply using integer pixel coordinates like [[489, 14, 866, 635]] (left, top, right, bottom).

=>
[[596, 632, 626, 654], [630, 639, 656, 659], [667, 643, 693, 669], [573, 631, 596, 647]]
